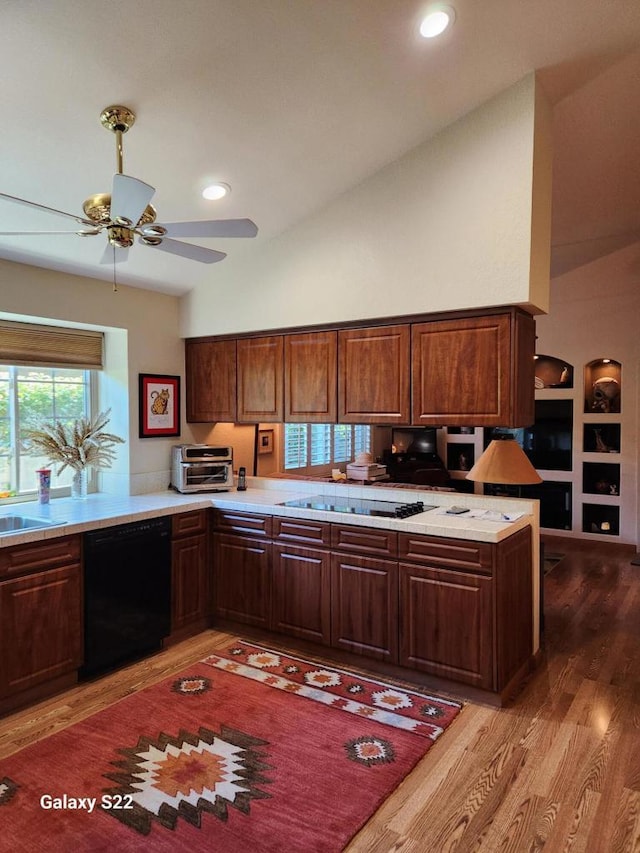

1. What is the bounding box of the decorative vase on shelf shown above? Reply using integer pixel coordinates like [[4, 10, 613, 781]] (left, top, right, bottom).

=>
[[71, 468, 88, 500]]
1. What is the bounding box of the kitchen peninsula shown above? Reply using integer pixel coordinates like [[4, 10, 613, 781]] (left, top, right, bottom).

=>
[[0, 478, 539, 713]]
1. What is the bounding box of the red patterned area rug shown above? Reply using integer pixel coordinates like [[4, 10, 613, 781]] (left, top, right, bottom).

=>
[[0, 639, 463, 852]]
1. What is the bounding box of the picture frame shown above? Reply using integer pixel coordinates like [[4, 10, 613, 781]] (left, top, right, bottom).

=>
[[139, 373, 181, 438], [258, 428, 274, 455]]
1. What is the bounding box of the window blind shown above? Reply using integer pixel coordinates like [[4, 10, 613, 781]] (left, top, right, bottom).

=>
[[284, 423, 371, 470], [0, 320, 104, 369]]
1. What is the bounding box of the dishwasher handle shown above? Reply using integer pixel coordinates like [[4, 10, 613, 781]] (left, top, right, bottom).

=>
[[83, 516, 171, 550]]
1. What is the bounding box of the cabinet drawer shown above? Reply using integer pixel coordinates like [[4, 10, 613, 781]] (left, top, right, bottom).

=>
[[172, 509, 208, 538], [273, 517, 331, 547], [398, 533, 494, 575], [212, 510, 272, 538], [0, 535, 82, 579], [331, 524, 398, 557]]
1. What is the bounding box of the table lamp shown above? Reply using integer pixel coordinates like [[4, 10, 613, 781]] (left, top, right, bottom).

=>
[[465, 434, 542, 491]]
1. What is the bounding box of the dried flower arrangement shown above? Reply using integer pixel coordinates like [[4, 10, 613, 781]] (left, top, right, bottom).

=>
[[25, 409, 125, 474]]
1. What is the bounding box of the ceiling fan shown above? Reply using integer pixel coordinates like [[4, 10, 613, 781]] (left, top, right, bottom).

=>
[[0, 105, 258, 266]]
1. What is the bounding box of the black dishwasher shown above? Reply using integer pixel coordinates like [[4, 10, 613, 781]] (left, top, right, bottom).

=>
[[81, 517, 172, 677]]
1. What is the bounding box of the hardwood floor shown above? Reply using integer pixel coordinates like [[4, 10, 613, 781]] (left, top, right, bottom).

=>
[[1, 535, 639, 851]]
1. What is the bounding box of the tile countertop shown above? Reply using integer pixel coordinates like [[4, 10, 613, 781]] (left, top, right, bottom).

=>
[[0, 477, 538, 547]]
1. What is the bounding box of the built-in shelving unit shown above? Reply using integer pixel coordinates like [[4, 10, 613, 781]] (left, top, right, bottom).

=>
[[578, 358, 622, 537], [438, 352, 627, 541]]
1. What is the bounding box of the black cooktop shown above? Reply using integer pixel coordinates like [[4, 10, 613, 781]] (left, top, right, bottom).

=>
[[279, 496, 437, 519]]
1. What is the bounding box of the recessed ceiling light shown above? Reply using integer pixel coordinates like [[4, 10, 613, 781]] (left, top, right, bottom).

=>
[[419, 5, 455, 38], [202, 182, 230, 201]]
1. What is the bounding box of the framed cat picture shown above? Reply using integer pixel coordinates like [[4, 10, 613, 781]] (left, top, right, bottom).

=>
[[139, 373, 181, 438]]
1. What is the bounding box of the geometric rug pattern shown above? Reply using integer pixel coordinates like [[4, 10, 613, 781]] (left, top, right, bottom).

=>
[[102, 724, 272, 835], [0, 639, 463, 852], [203, 640, 462, 740]]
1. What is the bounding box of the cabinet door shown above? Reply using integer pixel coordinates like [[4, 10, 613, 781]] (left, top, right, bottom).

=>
[[237, 336, 283, 422], [284, 330, 337, 422], [399, 562, 493, 688], [272, 544, 331, 645], [0, 564, 82, 699], [495, 526, 533, 690], [412, 312, 533, 427], [185, 339, 237, 422], [338, 325, 410, 423], [171, 534, 209, 632], [213, 533, 271, 628], [331, 553, 398, 663]]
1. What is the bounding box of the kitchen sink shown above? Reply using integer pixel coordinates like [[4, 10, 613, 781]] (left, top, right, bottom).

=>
[[0, 515, 66, 533]]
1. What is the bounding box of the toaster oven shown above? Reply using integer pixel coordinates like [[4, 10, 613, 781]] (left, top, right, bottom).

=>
[[170, 445, 234, 493]]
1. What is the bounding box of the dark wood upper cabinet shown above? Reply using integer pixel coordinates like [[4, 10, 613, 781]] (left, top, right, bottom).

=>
[[185, 339, 237, 423], [338, 325, 410, 423], [185, 307, 534, 427], [411, 309, 535, 427], [284, 331, 337, 423], [237, 335, 284, 423]]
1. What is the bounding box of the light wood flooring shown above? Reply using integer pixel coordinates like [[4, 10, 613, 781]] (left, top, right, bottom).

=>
[[1, 535, 639, 852]]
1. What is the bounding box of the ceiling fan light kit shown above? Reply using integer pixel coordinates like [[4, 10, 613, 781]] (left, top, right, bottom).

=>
[[0, 104, 258, 272]]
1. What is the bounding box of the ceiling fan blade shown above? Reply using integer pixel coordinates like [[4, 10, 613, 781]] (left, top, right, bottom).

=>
[[0, 230, 96, 235], [111, 174, 155, 226], [157, 218, 258, 239], [0, 192, 97, 227], [99, 244, 129, 265], [140, 236, 227, 264]]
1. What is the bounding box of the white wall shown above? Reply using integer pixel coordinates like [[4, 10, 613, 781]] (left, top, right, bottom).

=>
[[181, 73, 552, 338], [0, 259, 192, 494]]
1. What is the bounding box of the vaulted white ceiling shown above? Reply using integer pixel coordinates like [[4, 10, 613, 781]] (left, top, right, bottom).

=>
[[1, 0, 639, 295]]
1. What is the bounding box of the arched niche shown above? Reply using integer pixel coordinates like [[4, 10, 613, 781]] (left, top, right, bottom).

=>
[[584, 359, 621, 414], [534, 354, 573, 389]]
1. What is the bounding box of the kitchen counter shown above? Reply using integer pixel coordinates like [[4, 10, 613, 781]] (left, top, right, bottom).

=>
[[0, 477, 541, 708], [0, 476, 538, 547]]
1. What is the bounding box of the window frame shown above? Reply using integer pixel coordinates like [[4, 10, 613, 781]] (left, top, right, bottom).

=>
[[0, 365, 98, 502]]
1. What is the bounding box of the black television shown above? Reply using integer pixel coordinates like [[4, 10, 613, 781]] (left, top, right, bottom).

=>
[[524, 399, 573, 471], [484, 399, 573, 471], [391, 428, 438, 455]]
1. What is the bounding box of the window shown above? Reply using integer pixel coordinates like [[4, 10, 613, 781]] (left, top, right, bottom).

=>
[[284, 423, 371, 472], [0, 366, 94, 498]]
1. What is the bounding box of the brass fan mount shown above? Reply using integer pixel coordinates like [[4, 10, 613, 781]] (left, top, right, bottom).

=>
[[82, 193, 157, 226], [99, 105, 136, 134]]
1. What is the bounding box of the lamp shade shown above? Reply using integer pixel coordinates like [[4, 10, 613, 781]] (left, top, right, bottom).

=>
[[466, 437, 542, 485]]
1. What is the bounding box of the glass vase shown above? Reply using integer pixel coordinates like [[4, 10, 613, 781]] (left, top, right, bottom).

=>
[[71, 468, 88, 499]]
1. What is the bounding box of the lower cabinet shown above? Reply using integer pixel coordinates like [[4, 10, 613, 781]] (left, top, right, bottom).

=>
[[331, 553, 398, 663], [272, 544, 331, 645], [213, 533, 271, 629], [171, 510, 210, 635], [0, 536, 82, 705], [211, 511, 534, 698], [398, 563, 493, 688]]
